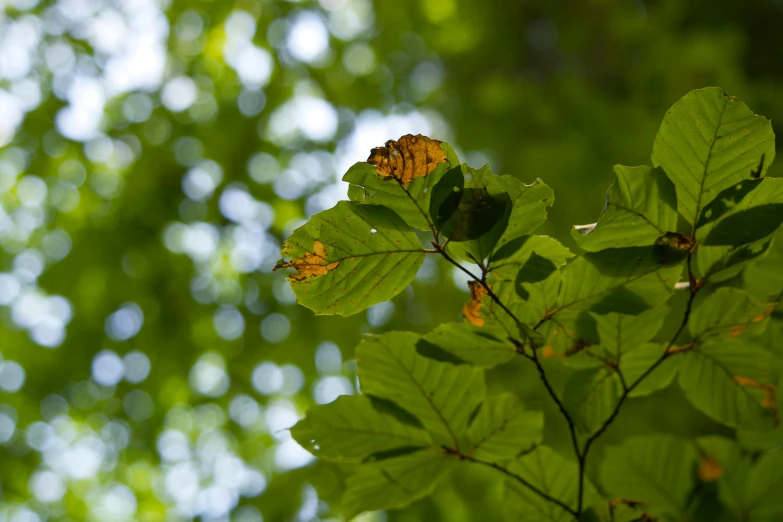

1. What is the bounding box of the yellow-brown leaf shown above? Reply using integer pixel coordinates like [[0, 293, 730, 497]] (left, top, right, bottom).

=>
[[462, 280, 489, 327], [275, 241, 340, 281], [367, 134, 447, 185]]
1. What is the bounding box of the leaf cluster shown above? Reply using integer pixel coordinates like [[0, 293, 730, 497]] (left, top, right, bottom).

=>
[[277, 89, 783, 521]]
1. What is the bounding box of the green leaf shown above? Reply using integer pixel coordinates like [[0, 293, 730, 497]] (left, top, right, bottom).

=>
[[438, 164, 513, 261], [697, 177, 783, 245], [463, 394, 543, 462], [695, 236, 773, 282], [600, 435, 697, 519], [489, 235, 573, 282], [356, 332, 486, 447], [651, 87, 776, 227], [343, 142, 459, 230], [730, 444, 783, 521], [737, 378, 783, 450], [504, 445, 597, 522], [743, 228, 783, 301], [493, 176, 554, 252], [572, 165, 677, 251], [419, 322, 516, 368], [689, 287, 774, 341], [563, 366, 622, 433], [620, 342, 678, 398], [341, 449, 456, 519], [558, 246, 685, 315], [678, 338, 780, 430], [276, 201, 426, 316], [591, 304, 670, 357], [698, 436, 783, 521], [290, 395, 432, 462]]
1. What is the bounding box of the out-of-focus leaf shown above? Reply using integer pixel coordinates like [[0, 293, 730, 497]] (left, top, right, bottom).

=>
[[504, 445, 598, 522], [572, 165, 677, 251], [419, 322, 516, 368], [620, 342, 678, 397], [698, 436, 783, 521], [651, 87, 775, 226], [600, 435, 697, 519], [463, 394, 543, 462], [356, 332, 485, 447], [341, 449, 456, 519], [563, 366, 622, 433], [689, 287, 774, 340], [291, 395, 432, 462], [275, 201, 426, 316], [678, 339, 780, 430]]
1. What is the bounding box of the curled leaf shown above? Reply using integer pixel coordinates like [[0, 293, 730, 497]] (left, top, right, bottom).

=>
[[275, 240, 340, 281], [367, 134, 447, 185], [462, 281, 489, 327]]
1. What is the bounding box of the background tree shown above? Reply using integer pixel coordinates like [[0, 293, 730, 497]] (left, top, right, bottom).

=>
[[0, 0, 782, 521]]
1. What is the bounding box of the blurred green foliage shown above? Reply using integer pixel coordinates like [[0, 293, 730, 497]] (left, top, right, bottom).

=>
[[0, 0, 782, 521]]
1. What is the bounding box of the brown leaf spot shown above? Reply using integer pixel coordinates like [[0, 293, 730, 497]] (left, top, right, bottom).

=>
[[462, 280, 488, 327], [274, 240, 340, 281], [753, 306, 776, 323], [367, 134, 447, 185], [541, 346, 564, 359], [734, 376, 778, 423], [729, 324, 746, 337], [698, 456, 723, 482]]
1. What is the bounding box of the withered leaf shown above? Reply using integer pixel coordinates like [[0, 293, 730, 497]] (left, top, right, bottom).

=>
[[462, 280, 489, 327], [367, 134, 447, 185], [275, 240, 340, 281]]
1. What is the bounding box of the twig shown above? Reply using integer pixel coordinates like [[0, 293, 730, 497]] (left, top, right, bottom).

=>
[[444, 447, 579, 518]]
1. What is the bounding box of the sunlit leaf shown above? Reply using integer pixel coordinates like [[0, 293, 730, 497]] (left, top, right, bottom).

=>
[[419, 322, 516, 368], [558, 246, 685, 315], [344, 138, 460, 230], [651, 87, 775, 227], [291, 395, 432, 462], [341, 449, 456, 519], [463, 394, 543, 462], [572, 165, 677, 251], [356, 332, 486, 447], [275, 201, 426, 316], [591, 304, 670, 357]]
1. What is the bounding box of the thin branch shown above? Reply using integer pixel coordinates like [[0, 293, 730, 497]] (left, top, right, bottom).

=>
[[432, 240, 583, 517], [444, 447, 579, 519], [574, 251, 700, 515]]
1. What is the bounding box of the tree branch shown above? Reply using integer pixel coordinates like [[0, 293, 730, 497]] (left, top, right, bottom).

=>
[[444, 447, 579, 519]]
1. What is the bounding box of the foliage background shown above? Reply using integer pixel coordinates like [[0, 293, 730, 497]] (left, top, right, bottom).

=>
[[1, 0, 782, 520]]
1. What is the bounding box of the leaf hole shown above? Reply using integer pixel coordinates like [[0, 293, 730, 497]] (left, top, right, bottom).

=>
[[370, 228, 377, 233], [465, 174, 472, 181]]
